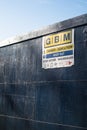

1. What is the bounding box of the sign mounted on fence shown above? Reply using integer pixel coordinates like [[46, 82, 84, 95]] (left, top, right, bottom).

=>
[[42, 29, 74, 69]]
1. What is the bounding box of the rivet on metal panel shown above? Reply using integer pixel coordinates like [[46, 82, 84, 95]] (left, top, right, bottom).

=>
[[83, 27, 87, 45]]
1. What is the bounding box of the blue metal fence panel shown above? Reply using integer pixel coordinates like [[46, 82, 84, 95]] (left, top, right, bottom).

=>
[[0, 14, 87, 130]]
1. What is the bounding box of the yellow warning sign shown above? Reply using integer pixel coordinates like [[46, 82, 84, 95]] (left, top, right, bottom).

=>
[[45, 44, 74, 54], [44, 30, 72, 48]]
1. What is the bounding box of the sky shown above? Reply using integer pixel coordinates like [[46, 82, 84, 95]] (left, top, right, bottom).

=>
[[0, 0, 87, 41]]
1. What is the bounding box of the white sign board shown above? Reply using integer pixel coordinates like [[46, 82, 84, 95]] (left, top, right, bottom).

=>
[[42, 29, 74, 69]]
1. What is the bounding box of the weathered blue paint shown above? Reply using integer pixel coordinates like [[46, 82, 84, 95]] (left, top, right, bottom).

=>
[[0, 14, 87, 130]]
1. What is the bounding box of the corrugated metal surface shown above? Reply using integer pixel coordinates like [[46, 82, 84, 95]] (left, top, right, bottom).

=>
[[0, 14, 87, 130]]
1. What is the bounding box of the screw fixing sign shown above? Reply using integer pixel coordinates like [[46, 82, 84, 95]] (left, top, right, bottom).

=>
[[42, 29, 74, 69]]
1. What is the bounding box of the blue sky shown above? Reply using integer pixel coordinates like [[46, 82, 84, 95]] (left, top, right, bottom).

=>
[[0, 0, 87, 40]]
